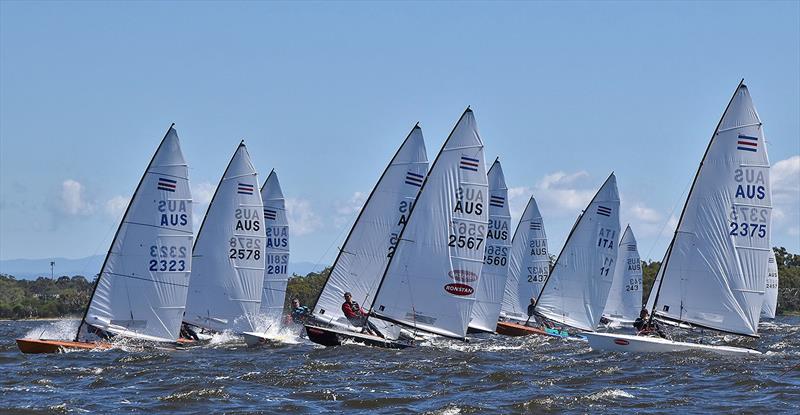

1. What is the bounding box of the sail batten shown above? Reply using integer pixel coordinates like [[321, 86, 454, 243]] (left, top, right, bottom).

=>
[[184, 143, 265, 334], [78, 126, 194, 343], [648, 83, 772, 337]]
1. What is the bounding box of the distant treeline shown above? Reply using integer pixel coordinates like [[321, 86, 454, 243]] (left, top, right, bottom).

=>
[[2, 247, 799, 319]]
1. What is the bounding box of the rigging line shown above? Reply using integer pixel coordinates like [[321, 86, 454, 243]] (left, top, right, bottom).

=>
[[643, 175, 692, 262]]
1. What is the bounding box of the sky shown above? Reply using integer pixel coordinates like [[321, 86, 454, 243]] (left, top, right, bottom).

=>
[[1, 1, 798, 273]]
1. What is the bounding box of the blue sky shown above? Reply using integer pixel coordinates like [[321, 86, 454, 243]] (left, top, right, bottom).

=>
[[1, 1, 798, 271]]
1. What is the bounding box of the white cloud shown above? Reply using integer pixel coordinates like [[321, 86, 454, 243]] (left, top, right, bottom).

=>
[[191, 181, 216, 230], [59, 179, 94, 215], [104, 196, 129, 218], [771, 155, 800, 229], [334, 191, 367, 227], [286, 197, 322, 236]]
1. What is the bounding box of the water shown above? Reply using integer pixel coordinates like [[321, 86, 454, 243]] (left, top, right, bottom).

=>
[[1, 318, 798, 413]]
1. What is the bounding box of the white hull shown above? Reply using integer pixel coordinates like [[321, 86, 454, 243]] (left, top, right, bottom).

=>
[[584, 332, 761, 356], [242, 331, 273, 347]]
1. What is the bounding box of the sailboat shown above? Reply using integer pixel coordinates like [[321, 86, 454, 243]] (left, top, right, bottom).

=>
[[304, 124, 428, 347], [532, 173, 621, 338], [243, 170, 290, 346], [496, 196, 552, 337], [585, 81, 771, 356], [468, 159, 511, 334], [183, 142, 268, 344], [308, 108, 488, 347], [17, 125, 194, 353], [600, 225, 642, 327], [761, 251, 778, 319]]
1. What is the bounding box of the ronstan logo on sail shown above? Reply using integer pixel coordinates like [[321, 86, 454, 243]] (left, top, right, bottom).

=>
[[448, 269, 479, 282], [444, 283, 474, 296]]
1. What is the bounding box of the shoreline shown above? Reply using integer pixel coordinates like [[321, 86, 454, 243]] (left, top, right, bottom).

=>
[[0, 317, 80, 322]]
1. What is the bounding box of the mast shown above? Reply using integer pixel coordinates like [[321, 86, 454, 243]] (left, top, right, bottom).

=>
[[309, 123, 423, 312], [368, 107, 476, 340], [75, 124, 176, 341], [647, 80, 745, 326]]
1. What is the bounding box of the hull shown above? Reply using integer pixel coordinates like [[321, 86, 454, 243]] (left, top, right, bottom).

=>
[[584, 332, 761, 356], [242, 331, 279, 347], [467, 325, 495, 335], [304, 325, 412, 349], [495, 321, 552, 337], [16, 338, 113, 354]]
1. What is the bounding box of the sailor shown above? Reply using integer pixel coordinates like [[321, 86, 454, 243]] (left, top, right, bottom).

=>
[[342, 292, 383, 338], [290, 298, 310, 324], [525, 298, 537, 325], [633, 309, 665, 338]]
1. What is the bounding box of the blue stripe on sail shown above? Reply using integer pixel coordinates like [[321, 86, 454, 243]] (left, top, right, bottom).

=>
[[157, 177, 177, 192], [737, 146, 757, 152], [460, 156, 480, 171], [405, 180, 422, 187], [597, 206, 612, 217]]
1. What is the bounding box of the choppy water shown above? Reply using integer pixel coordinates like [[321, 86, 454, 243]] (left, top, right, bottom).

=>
[[1, 317, 798, 413]]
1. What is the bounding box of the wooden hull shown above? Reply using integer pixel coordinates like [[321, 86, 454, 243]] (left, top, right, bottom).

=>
[[304, 325, 412, 349], [495, 321, 552, 337], [584, 332, 761, 356], [16, 338, 113, 354]]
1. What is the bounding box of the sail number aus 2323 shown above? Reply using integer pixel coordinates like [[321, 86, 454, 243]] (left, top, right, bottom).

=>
[[148, 245, 187, 272]]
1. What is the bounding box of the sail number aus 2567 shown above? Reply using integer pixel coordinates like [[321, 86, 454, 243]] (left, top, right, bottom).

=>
[[448, 221, 486, 251]]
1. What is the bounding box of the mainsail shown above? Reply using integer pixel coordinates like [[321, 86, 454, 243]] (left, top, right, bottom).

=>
[[501, 196, 549, 323], [184, 142, 266, 333], [761, 251, 778, 319], [311, 125, 428, 330], [602, 225, 642, 323], [371, 108, 488, 339], [78, 125, 193, 343], [258, 170, 290, 322], [648, 82, 771, 337], [469, 159, 511, 333], [535, 173, 621, 332]]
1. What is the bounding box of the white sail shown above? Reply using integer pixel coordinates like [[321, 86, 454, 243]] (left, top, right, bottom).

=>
[[535, 173, 621, 332], [372, 109, 488, 339], [258, 170, 290, 322], [501, 197, 550, 323], [311, 125, 428, 332], [761, 251, 778, 319], [469, 159, 511, 332], [79, 125, 193, 343], [602, 225, 643, 323], [184, 142, 265, 333], [649, 83, 771, 337]]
